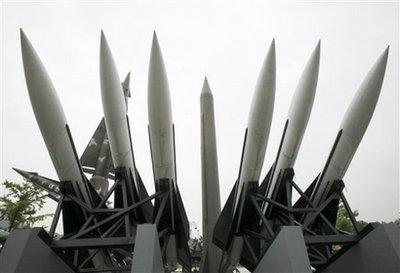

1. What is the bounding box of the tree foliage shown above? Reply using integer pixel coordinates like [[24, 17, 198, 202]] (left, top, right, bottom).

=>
[[0, 180, 53, 231], [336, 203, 359, 233]]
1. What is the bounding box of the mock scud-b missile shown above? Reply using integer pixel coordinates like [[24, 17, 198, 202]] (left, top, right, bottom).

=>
[[100, 31, 152, 220], [309, 47, 389, 208], [199, 78, 223, 273], [20, 29, 93, 207], [148, 32, 191, 271], [262, 41, 320, 213], [214, 40, 276, 271]]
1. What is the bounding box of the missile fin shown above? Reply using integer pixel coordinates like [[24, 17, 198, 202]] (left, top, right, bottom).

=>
[[213, 180, 239, 251], [80, 118, 110, 170]]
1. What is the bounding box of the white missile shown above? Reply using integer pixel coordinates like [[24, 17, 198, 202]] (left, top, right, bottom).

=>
[[311, 46, 389, 207], [99, 31, 138, 193], [264, 41, 320, 208], [148, 31, 178, 269], [199, 78, 223, 273], [20, 29, 92, 205], [148, 32, 191, 271], [148, 32, 176, 183], [234, 39, 276, 220], [217, 40, 276, 271]]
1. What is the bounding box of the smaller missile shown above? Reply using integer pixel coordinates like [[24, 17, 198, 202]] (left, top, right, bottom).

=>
[[20, 29, 92, 205], [311, 46, 390, 207], [263, 41, 320, 211], [13, 168, 61, 201], [199, 77, 223, 273], [99, 31, 138, 194]]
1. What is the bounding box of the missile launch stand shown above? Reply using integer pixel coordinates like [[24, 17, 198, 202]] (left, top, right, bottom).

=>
[[0, 167, 191, 273], [234, 168, 399, 272]]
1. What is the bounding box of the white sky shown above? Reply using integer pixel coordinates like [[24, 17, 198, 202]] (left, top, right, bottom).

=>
[[1, 1, 399, 233]]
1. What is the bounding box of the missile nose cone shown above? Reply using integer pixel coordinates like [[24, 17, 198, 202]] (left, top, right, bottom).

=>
[[248, 39, 276, 129], [148, 31, 172, 127], [13, 167, 26, 176], [340, 46, 389, 139], [201, 76, 212, 96]]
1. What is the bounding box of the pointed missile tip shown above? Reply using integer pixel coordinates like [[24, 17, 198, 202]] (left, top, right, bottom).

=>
[[383, 45, 390, 59], [12, 167, 27, 177], [201, 76, 212, 94], [152, 31, 159, 44], [316, 39, 321, 51], [20, 28, 29, 46]]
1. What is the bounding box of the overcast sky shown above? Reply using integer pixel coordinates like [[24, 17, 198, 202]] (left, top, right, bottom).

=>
[[1, 1, 399, 232]]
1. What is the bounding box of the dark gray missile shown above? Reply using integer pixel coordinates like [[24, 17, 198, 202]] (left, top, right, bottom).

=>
[[13, 168, 61, 201], [199, 78, 223, 273]]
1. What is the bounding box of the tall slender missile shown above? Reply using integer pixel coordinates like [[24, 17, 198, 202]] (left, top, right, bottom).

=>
[[234, 39, 276, 221], [99, 31, 138, 195], [263, 42, 320, 210], [214, 40, 276, 272], [148, 32, 175, 183], [20, 29, 92, 205], [311, 46, 389, 207], [148, 32, 191, 271], [199, 78, 222, 273]]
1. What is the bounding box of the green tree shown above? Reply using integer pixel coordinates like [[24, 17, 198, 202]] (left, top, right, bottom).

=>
[[336, 203, 359, 233], [0, 180, 52, 231]]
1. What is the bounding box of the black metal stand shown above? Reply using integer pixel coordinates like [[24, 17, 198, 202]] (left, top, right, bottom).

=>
[[235, 168, 369, 271], [44, 167, 184, 273]]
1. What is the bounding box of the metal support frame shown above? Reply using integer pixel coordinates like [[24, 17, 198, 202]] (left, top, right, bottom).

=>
[[43, 167, 177, 273], [236, 168, 363, 270]]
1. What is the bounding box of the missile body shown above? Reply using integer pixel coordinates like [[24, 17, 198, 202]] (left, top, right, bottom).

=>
[[20, 29, 92, 205], [216, 40, 276, 271], [311, 47, 389, 207], [234, 40, 276, 222], [263, 42, 320, 210], [99, 32, 138, 196], [199, 78, 223, 273], [148, 33, 176, 183], [21, 30, 109, 267], [148, 32, 178, 268], [148, 32, 191, 271]]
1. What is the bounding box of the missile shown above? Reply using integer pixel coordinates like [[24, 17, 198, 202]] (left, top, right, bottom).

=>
[[199, 78, 223, 273], [263, 41, 320, 211], [99, 32, 140, 199], [13, 168, 61, 201], [20, 29, 92, 206], [148, 32, 191, 271], [234, 39, 276, 223], [81, 72, 131, 197], [310, 46, 389, 207], [148, 32, 175, 183], [214, 40, 276, 271]]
